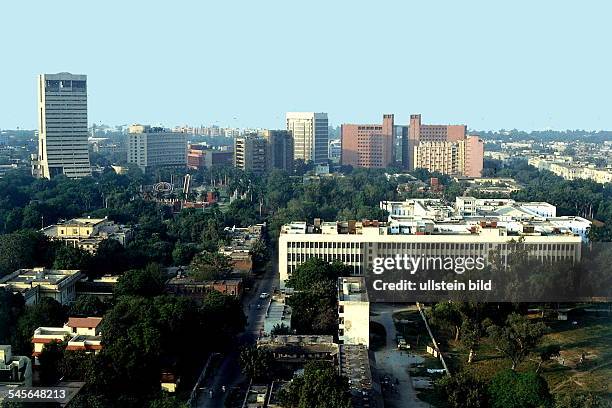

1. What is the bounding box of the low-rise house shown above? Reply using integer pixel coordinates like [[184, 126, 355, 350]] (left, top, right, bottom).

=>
[[32, 317, 103, 359], [41, 217, 132, 253], [0, 268, 83, 305]]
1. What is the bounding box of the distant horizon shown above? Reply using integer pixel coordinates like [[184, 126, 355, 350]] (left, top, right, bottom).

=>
[[2, 123, 612, 134]]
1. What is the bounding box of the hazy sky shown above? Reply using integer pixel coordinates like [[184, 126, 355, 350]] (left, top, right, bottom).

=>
[[1, 1, 610, 131]]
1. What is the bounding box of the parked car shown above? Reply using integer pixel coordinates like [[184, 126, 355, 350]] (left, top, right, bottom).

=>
[[259, 292, 270, 299]]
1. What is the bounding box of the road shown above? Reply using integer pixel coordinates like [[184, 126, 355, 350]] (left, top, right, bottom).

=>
[[371, 303, 430, 408], [195, 260, 278, 407]]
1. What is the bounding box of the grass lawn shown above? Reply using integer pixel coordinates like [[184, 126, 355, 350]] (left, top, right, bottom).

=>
[[434, 307, 612, 402]]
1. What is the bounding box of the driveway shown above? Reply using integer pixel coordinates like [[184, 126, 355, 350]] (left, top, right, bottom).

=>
[[371, 304, 430, 408]]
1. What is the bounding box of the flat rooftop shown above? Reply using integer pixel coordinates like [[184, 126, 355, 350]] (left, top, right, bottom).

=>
[[338, 277, 368, 302], [0, 269, 81, 286]]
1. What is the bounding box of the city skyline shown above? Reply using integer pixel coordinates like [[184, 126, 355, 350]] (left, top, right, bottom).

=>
[[1, 1, 611, 131]]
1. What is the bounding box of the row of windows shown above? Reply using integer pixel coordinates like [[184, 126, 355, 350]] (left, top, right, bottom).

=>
[[286, 241, 577, 253], [287, 241, 364, 249]]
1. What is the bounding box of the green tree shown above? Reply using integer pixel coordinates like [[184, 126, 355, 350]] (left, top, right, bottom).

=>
[[489, 370, 553, 408], [278, 361, 351, 408], [436, 371, 489, 408], [38, 340, 66, 385], [189, 251, 233, 281], [555, 391, 610, 408], [487, 313, 548, 370], [0, 289, 25, 344], [0, 230, 53, 278], [537, 344, 561, 373], [115, 264, 165, 297], [52, 244, 93, 270], [239, 346, 274, 381], [171, 242, 199, 266], [200, 291, 245, 349], [286, 258, 347, 291], [249, 238, 269, 270], [14, 298, 66, 354], [149, 396, 189, 408], [68, 295, 109, 317], [59, 350, 95, 381], [271, 323, 291, 335]]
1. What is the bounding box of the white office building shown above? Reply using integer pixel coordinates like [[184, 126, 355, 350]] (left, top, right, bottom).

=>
[[286, 112, 329, 164], [278, 199, 590, 288], [127, 124, 187, 173], [34, 73, 91, 179]]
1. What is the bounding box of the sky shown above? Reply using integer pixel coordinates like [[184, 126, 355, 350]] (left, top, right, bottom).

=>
[[0, 1, 610, 131]]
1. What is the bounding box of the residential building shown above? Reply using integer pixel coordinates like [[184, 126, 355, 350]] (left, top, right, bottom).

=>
[[187, 144, 233, 169], [34, 73, 91, 179], [408, 114, 484, 177], [341, 114, 394, 168], [286, 112, 329, 164], [338, 277, 370, 347], [32, 317, 103, 358], [234, 134, 267, 175], [528, 156, 612, 184], [127, 124, 187, 173], [262, 130, 294, 172], [278, 198, 589, 287], [0, 345, 32, 389], [0, 268, 83, 305], [41, 217, 132, 253]]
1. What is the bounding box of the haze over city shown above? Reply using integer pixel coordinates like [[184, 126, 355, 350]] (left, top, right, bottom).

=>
[[1, 0, 611, 131]]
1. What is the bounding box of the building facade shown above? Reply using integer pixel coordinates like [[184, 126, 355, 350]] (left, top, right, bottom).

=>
[[127, 125, 187, 173], [262, 130, 294, 172], [286, 112, 329, 164], [341, 114, 394, 168], [407, 114, 484, 177], [338, 277, 370, 347], [234, 134, 267, 175], [278, 197, 589, 288], [0, 268, 83, 305], [34, 73, 91, 179], [187, 144, 233, 169], [528, 156, 612, 184], [41, 217, 132, 253]]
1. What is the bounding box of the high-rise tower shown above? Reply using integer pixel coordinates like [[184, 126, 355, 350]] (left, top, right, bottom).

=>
[[35, 73, 91, 179]]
